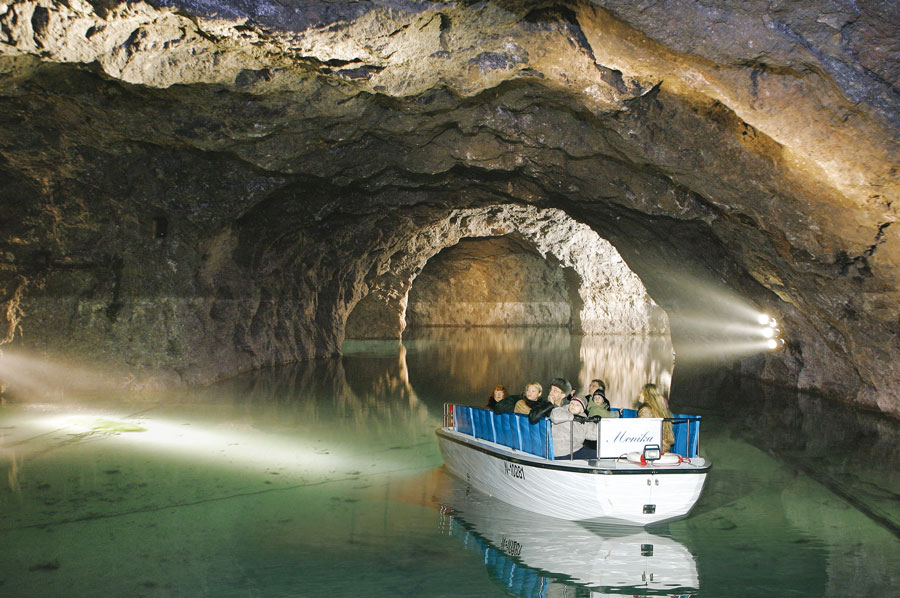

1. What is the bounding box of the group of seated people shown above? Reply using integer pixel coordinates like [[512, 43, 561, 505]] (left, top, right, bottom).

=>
[[486, 378, 674, 459]]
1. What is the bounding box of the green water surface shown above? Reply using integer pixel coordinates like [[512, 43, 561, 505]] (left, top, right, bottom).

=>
[[1, 329, 898, 597]]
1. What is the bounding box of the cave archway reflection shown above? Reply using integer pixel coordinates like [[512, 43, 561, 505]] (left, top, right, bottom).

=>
[[399, 328, 673, 406]]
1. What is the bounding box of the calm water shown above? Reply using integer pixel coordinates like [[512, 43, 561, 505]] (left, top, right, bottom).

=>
[[2, 329, 899, 597]]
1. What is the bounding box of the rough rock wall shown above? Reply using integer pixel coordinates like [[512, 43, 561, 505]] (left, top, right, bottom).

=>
[[347, 205, 667, 338], [0, 1, 898, 415], [405, 235, 575, 329]]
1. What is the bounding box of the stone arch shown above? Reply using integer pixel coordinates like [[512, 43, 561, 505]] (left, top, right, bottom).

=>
[[345, 204, 668, 339]]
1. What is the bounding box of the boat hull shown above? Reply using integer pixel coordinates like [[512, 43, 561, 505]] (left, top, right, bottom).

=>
[[437, 427, 709, 526]]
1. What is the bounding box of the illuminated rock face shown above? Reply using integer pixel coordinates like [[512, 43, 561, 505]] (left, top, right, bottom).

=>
[[0, 1, 898, 414], [345, 206, 667, 338], [405, 236, 576, 330]]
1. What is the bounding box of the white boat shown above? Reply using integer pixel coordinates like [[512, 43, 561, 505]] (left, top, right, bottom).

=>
[[436, 404, 711, 526], [436, 474, 700, 596]]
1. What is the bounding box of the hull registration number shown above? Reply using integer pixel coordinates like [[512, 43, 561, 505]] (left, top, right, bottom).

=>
[[503, 461, 525, 480]]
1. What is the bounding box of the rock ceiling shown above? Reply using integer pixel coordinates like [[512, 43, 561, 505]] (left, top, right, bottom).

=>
[[0, 1, 898, 416]]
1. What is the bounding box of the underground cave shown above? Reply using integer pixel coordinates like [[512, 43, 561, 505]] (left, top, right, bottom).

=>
[[1, 1, 900, 596]]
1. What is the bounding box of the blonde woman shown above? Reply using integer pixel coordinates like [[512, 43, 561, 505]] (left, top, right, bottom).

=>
[[636, 383, 674, 453], [514, 381, 543, 415]]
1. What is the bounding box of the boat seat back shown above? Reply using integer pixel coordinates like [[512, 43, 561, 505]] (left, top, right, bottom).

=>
[[453, 405, 702, 459], [515, 415, 534, 454], [454, 405, 475, 437], [451, 406, 553, 460], [472, 407, 496, 443], [670, 413, 701, 458], [495, 410, 515, 447]]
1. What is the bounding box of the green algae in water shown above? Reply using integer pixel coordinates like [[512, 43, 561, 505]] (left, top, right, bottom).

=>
[[88, 419, 147, 433]]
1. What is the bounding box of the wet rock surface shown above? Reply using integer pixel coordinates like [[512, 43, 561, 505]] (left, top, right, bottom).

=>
[[406, 236, 576, 329], [0, 1, 898, 415]]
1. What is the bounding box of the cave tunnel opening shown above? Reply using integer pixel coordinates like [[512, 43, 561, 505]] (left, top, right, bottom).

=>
[[404, 235, 579, 331], [340, 203, 679, 402], [342, 204, 669, 341]]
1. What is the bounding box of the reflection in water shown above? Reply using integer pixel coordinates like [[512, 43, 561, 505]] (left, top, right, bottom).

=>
[[6, 453, 20, 493], [671, 368, 900, 596], [436, 474, 698, 597], [0, 347, 437, 519], [578, 335, 673, 408], [1, 331, 899, 597], [194, 343, 432, 434], [402, 328, 673, 408], [676, 369, 900, 538]]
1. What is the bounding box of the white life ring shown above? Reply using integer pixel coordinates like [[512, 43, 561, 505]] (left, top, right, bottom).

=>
[[621, 451, 685, 466]]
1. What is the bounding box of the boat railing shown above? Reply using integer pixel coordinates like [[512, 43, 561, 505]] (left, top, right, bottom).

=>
[[446, 403, 702, 460], [444, 404, 554, 460], [669, 414, 702, 458]]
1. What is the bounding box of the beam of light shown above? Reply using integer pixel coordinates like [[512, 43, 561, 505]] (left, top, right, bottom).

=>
[[14, 408, 426, 481], [0, 349, 126, 398], [674, 315, 779, 339], [652, 269, 787, 360], [660, 274, 772, 324], [675, 339, 779, 362]]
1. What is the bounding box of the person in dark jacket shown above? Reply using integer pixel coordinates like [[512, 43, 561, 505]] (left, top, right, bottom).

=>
[[486, 385, 507, 409], [527, 377, 571, 424], [493, 381, 541, 415]]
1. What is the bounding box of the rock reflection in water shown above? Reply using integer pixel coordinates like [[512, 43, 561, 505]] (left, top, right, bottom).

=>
[[435, 474, 698, 596], [402, 327, 673, 408], [578, 335, 674, 409], [676, 369, 900, 538], [671, 369, 900, 596], [202, 343, 432, 432]]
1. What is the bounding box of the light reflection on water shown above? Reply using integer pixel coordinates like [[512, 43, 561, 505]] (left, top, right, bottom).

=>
[[0, 330, 898, 597], [399, 327, 674, 408]]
